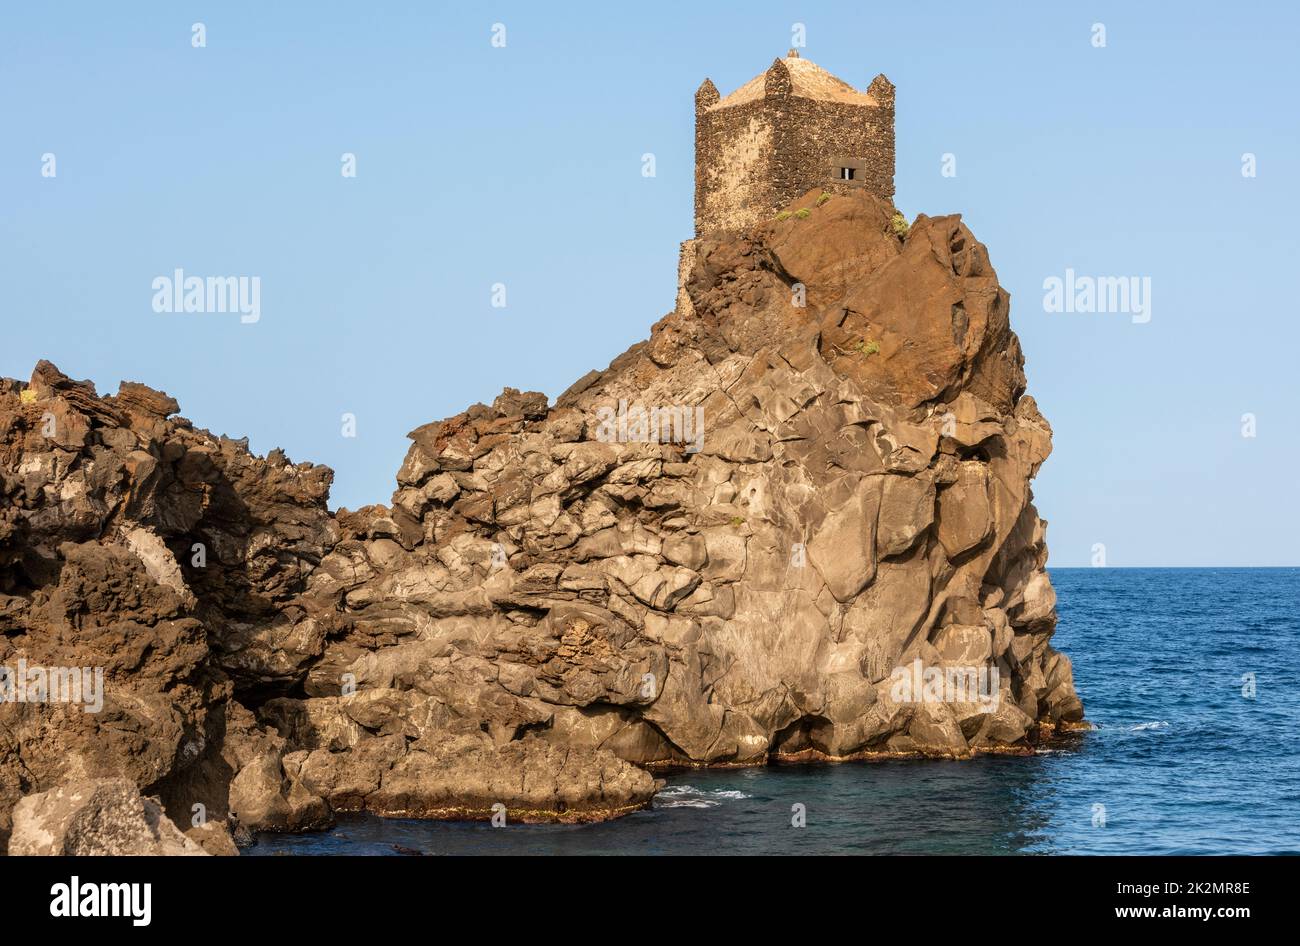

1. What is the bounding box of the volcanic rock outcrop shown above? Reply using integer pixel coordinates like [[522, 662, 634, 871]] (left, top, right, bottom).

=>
[[8, 777, 223, 856], [0, 187, 1082, 852]]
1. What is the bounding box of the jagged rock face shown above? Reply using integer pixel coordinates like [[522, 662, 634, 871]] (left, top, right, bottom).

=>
[[0, 188, 1082, 849], [316, 188, 1082, 771], [8, 777, 213, 856], [0, 360, 337, 693], [0, 367, 657, 844], [0, 363, 339, 847]]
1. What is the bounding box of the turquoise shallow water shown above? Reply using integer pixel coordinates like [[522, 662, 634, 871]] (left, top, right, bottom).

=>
[[252, 568, 1300, 855]]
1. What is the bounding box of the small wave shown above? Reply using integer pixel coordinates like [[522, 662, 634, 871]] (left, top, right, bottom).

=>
[[657, 785, 700, 797], [1129, 721, 1169, 731], [656, 799, 721, 809], [657, 785, 753, 800]]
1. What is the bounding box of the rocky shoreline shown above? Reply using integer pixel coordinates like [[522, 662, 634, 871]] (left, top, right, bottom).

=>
[[0, 189, 1082, 854]]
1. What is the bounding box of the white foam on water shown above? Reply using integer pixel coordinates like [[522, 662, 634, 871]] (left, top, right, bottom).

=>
[[656, 785, 753, 803], [656, 798, 721, 809]]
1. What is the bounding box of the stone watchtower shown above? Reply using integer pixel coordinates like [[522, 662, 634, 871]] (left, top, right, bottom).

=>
[[692, 50, 895, 236]]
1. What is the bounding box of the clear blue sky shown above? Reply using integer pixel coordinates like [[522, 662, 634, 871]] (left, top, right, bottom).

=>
[[3, 2, 1296, 566]]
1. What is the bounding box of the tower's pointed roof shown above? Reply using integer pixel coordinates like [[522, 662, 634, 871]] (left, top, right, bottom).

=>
[[710, 50, 881, 110]]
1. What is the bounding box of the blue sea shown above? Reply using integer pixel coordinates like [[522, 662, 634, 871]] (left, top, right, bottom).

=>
[[253, 568, 1300, 855]]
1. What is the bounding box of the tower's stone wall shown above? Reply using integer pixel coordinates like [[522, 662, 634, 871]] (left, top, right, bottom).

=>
[[769, 91, 894, 211], [694, 99, 774, 236], [693, 55, 895, 237]]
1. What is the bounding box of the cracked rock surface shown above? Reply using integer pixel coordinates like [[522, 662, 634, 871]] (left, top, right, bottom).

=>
[[1, 188, 1081, 852]]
